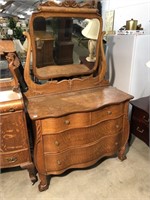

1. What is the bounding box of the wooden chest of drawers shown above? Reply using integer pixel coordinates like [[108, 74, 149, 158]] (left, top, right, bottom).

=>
[[130, 96, 149, 146], [27, 86, 132, 191], [0, 89, 37, 184]]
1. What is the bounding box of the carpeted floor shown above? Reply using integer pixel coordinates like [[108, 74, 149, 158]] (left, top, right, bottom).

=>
[[0, 135, 150, 200]]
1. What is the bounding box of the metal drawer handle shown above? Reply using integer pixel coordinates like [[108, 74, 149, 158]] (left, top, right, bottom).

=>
[[57, 160, 61, 165], [54, 140, 60, 146], [116, 124, 119, 129], [136, 126, 144, 133], [6, 157, 17, 163], [9, 108, 15, 112], [64, 120, 70, 125], [143, 116, 149, 124], [107, 111, 112, 115]]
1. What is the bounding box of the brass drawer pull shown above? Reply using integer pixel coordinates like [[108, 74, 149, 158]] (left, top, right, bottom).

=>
[[136, 126, 144, 133], [54, 140, 60, 146], [6, 157, 17, 163], [143, 116, 149, 124], [116, 124, 119, 129], [9, 108, 15, 112], [107, 111, 112, 115], [57, 160, 61, 165], [64, 120, 70, 125]]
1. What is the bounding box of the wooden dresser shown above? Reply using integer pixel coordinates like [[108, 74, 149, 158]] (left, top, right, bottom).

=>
[[22, 0, 133, 191], [130, 96, 149, 146], [26, 86, 132, 191], [0, 89, 37, 183]]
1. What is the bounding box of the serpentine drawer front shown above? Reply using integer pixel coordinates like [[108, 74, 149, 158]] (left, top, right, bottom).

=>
[[42, 117, 123, 153], [44, 133, 122, 173], [41, 103, 124, 134]]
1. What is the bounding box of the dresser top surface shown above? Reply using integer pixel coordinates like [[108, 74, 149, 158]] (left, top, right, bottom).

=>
[[130, 96, 149, 114], [0, 90, 22, 103], [26, 86, 133, 120]]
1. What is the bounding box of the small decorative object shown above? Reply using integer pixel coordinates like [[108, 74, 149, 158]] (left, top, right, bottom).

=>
[[126, 19, 138, 30], [104, 10, 115, 35], [82, 18, 100, 62]]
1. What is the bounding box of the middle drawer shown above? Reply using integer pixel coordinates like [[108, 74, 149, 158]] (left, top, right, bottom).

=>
[[43, 117, 123, 153]]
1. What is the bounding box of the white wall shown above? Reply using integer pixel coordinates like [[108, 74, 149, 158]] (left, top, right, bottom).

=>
[[102, 0, 150, 34]]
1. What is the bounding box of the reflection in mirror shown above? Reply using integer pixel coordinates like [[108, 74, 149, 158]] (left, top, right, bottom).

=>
[[82, 18, 100, 62], [0, 57, 13, 81], [0, 41, 14, 82], [32, 17, 100, 75]]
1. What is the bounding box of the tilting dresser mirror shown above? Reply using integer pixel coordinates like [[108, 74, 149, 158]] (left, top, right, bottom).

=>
[[22, 0, 133, 191]]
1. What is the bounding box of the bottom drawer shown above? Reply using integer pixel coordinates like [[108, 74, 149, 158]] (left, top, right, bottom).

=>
[[131, 122, 149, 146], [0, 149, 30, 168], [44, 133, 121, 174]]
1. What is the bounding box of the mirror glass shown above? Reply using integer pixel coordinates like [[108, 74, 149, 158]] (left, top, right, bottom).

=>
[[0, 55, 13, 82], [32, 16, 100, 79]]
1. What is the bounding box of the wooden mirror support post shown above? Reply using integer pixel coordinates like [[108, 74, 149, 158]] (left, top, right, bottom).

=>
[[23, 0, 133, 192]]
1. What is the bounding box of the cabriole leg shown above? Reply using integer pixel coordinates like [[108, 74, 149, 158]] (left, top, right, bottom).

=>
[[38, 173, 49, 192]]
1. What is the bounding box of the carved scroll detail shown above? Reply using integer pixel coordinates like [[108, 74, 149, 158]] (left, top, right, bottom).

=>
[[5, 52, 20, 92], [35, 120, 42, 145], [39, 0, 92, 9]]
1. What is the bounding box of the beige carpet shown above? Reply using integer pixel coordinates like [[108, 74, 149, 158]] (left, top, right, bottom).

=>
[[0, 136, 150, 200]]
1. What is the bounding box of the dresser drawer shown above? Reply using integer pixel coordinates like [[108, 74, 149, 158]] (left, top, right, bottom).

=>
[[44, 133, 121, 173], [91, 103, 124, 123], [130, 121, 149, 146], [0, 99, 23, 113], [0, 149, 30, 168], [43, 117, 123, 153], [41, 112, 91, 133], [0, 111, 29, 152], [132, 107, 149, 127], [41, 104, 124, 134]]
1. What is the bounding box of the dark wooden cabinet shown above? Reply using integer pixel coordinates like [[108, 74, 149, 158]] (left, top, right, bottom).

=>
[[130, 96, 149, 146], [35, 31, 55, 67]]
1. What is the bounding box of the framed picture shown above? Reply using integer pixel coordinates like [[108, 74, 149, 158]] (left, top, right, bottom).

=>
[[104, 10, 115, 35]]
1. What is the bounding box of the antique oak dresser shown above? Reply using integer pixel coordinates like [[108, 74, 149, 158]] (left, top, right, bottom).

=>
[[0, 43, 37, 184], [22, 0, 133, 191]]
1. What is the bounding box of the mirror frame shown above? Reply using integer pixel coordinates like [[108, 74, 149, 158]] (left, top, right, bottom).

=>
[[23, 0, 107, 97], [29, 1, 103, 80]]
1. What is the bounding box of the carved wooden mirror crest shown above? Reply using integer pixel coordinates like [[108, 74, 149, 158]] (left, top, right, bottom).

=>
[[24, 0, 107, 96]]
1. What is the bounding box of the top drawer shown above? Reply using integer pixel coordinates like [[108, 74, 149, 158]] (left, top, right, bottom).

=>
[[0, 90, 23, 113], [41, 103, 125, 134], [0, 99, 24, 113]]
